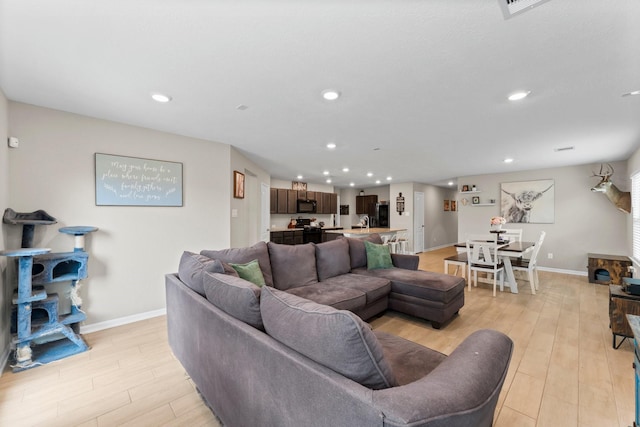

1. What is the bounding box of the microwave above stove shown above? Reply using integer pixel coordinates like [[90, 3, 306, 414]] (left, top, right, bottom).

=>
[[297, 199, 317, 214]]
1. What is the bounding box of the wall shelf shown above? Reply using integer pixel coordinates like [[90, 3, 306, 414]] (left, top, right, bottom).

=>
[[459, 190, 481, 194], [471, 203, 496, 207]]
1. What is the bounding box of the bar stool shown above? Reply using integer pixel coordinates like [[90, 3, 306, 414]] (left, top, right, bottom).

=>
[[387, 234, 399, 254], [397, 232, 408, 254]]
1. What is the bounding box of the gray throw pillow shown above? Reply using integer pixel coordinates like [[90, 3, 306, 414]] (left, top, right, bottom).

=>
[[267, 242, 318, 290], [346, 234, 384, 269], [203, 271, 263, 330], [260, 286, 397, 390], [315, 238, 351, 281], [178, 251, 238, 296], [201, 241, 274, 287]]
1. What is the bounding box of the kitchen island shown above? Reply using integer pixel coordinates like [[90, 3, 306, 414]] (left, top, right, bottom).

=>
[[325, 227, 406, 238]]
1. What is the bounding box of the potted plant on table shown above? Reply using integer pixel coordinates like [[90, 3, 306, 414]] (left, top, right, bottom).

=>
[[490, 216, 506, 231]]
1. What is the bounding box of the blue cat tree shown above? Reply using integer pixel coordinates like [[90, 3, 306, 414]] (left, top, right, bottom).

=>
[[1, 209, 98, 371]]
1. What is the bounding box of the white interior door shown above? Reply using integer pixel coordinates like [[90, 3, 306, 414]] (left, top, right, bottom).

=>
[[414, 191, 425, 253], [261, 183, 270, 242]]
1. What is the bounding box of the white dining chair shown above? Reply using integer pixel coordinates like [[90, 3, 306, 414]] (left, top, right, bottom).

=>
[[502, 228, 522, 242], [466, 238, 505, 296], [443, 252, 467, 279], [511, 231, 546, 294]]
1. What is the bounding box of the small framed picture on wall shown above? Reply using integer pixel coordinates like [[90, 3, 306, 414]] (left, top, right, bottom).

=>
[[444, 200, 450, 211], [233, 170, 245, 199], [451, 201, 457, 211], [472, 196, 480, 205]]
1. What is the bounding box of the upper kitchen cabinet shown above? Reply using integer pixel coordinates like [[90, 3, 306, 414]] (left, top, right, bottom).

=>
[[273, 188, 298, 214], [356, 195, 378, 215]]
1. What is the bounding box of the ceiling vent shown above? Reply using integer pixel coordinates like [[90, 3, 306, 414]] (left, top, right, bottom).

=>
[[498, 0, 552, 19]]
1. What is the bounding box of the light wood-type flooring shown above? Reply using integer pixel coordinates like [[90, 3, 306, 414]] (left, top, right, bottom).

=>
[[0, 246, 635, 426]]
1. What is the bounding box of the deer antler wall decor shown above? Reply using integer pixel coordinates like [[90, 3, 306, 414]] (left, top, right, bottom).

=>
[[590, 163, 631, 213]]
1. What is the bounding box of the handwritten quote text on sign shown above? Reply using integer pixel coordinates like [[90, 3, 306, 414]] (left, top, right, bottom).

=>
[[95, 153, 183, 206]]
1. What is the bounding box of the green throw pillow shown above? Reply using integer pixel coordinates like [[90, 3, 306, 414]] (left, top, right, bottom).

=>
[[364, 241, 393, 270], [229, 259, 266, 287]]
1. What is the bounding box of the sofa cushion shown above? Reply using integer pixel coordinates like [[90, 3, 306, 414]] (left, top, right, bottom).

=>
[[315, 238, 351, 281], [353, 267, 465, 304], [321, 273, 391, 304], [346, 234, 384, 269], [364, 241, 393, 270], [229, 259, 266, 287], [178, 251, 238, 296], [203, 272, 263, 330], [267, 242, 318, 290], [260, 286, 397, 390], [374, 330, 447, 386], [201, 241, 274, 287], [284, 283, 366, 312]]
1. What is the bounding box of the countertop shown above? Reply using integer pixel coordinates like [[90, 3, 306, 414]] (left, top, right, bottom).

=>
[[271, 227, 344, 232], [325, 227, 406, 235]]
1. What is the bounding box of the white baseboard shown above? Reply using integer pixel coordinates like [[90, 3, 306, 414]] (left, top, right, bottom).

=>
[[537, 266, 586, 276], [80, 308, 166, 334], [422, 243, 457, 252]]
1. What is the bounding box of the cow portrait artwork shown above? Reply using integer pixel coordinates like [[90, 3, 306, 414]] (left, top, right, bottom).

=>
[[501, 180, 555, 224], [590, 163, 631, 214]]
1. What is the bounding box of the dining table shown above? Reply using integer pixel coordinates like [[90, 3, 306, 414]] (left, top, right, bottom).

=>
[[454, 241, 536, 294]]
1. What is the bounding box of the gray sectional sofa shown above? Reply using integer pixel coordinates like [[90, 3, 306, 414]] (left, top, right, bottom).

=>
[[166, 235, 514, 426]]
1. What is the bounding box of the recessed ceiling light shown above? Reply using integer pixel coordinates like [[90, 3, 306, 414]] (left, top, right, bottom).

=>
[[375, 180, 381, 184], [386, 176, 392, 181], [297, 175, 303, 179], [366, 172, 373, 177], [507, 91, 531, 101], [350, 182, 355, 187], [622, 90, 640, 97], [504, 158, 514, 163], [322, 89, 340, 101], [448, 181, 454, 186], [342, 167, 349, 172], [326, 179, 332, 183], [326, 142, 337, 149], [323, 170, 330, 176], [151, 93, 172, 103]]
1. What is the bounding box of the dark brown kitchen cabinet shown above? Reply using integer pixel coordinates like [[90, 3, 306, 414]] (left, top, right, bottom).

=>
[[297, 191, 307, 200], [275, 189, 298, 214], [270, 230, 303, 245], [329, 193, 337, 214], [287, 190, 297, 214], [321, 193, 332, 214], [356, 195, 378, 216], [270, 188, 278, 214], [276, 189, 288, 214], [315, 193, 324, 214]]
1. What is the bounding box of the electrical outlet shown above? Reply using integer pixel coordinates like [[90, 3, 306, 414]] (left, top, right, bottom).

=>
[[547, 253, 553, 259]]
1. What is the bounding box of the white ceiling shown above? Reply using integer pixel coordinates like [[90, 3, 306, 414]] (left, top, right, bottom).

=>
[[1, 0, 639, 188]]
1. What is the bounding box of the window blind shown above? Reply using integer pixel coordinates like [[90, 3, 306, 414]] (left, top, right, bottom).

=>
[[632, 172, 640, 263]]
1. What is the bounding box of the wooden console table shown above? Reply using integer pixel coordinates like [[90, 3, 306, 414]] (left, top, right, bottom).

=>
[[610, 285, 640, 349]]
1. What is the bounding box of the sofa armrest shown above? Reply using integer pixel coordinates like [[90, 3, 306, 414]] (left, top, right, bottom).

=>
[[391, 253, 419, 270], [372, 329, 513, 427]]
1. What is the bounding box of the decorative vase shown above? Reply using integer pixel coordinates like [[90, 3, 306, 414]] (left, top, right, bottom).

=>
[[491, 224, 503, 231]]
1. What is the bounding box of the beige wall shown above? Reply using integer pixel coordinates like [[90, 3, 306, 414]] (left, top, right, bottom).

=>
[[0, 89, 9, 364], [458, 162, 629, 273], [6, 102, 232, 329], [230, 148, 270, 247], [419, 184, 458, 249]]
